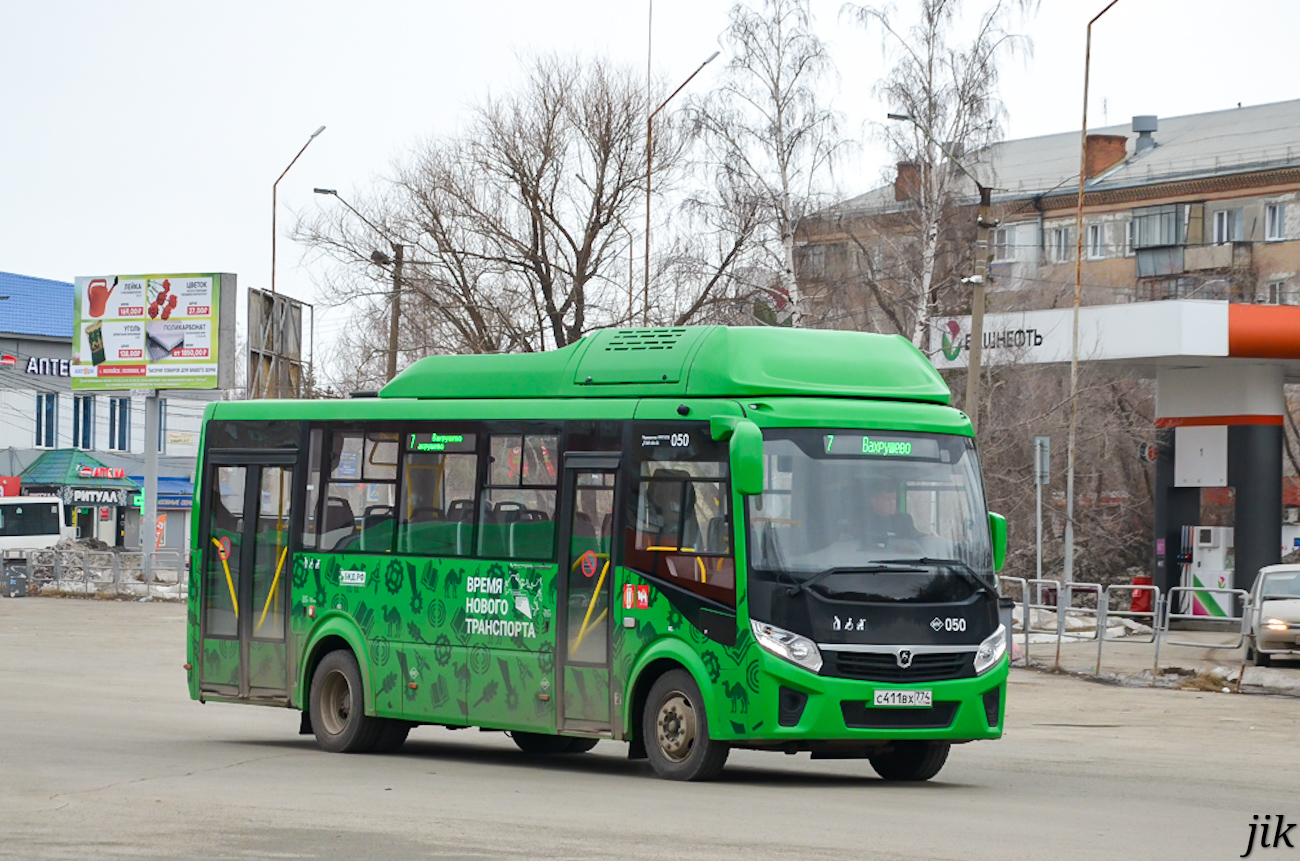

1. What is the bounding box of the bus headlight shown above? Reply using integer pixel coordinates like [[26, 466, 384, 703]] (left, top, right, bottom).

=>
[[973, 624, 1008, 675], [751, 620, 822, 674]]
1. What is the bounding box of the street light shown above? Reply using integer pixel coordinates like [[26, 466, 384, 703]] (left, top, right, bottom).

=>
[[314, 188, 403, 382], [1065, 0, 1122, 586], [642, 49, 721, 326], [887, 113, 998, 433], [271, 126, 326, 295]]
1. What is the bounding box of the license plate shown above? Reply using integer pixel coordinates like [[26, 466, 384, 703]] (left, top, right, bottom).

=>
[[873, 689, 933, 708]]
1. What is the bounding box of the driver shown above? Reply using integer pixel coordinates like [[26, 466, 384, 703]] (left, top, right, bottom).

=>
[[866, 482, 918, 545]]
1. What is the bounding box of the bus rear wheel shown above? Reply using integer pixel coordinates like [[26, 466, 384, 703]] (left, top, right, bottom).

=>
[[310, 650, 381, 753], [869, 741, 950, 781], [643, 669, 729, 781]]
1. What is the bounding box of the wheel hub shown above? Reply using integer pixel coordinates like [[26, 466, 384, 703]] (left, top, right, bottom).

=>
[[655, 692, 696, 763], [319, 669, 352, 736]]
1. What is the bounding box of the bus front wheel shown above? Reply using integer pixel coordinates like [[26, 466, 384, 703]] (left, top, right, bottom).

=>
[[643, 669, 729, 781], [310, 650, 381, 753], [869, 741, 950, 781]]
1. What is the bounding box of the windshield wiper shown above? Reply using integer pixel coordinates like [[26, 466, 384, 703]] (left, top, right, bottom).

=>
[[786, 563, 925, 597], [875, 557, 994, 587]]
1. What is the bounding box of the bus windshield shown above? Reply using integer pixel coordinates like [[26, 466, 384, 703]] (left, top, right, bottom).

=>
[[746, 429, 994, 589]]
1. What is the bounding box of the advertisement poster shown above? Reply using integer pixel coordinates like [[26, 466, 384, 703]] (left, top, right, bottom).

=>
[[71, 273, 228, 391]]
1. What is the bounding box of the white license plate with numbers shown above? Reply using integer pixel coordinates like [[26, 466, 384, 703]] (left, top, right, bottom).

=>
[[873, 689, 933, 708]]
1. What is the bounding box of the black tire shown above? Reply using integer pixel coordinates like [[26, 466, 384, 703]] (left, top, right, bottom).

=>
[[1255, 645, 1273, 668], [869, 741, 950, 782], [372, 720, 413, 753], [564, 737, 600, 754], [511, 731, 577, 755], [642, 669, 729, 781], [309, 650, 381, 753]]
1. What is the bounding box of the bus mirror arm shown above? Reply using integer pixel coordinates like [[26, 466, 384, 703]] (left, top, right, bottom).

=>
[[711, 416, 764, 497]]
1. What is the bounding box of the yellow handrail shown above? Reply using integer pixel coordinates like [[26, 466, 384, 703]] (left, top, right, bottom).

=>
[[571, 559, 610, 654], [212, 537, 238, 618], [256, 545, 289, 634]]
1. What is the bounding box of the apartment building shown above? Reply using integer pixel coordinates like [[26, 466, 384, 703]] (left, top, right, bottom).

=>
[[797, 99, 1300, 323]]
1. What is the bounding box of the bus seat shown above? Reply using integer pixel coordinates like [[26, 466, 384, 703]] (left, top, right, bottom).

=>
[[706, 515, 730, 554], [646, 469, 691, 545], [574, 512, 596, 537], [446, 499, 474, 522], [360, 505, 395, 552], [322, 497, 355, 551]]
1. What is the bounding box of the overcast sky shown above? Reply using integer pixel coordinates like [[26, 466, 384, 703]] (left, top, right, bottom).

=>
[[3, 0, 1299, 375]]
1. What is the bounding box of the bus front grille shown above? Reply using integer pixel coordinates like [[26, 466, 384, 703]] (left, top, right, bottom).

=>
[[840, 701, 958, 730], [826, 651, 973, 683]]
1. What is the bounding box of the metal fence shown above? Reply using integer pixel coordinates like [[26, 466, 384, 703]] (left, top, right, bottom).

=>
[[4, 547, 189, 599], [997, 576, 1262, 682]]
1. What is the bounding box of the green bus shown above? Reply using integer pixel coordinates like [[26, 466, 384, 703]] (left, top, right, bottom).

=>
[[187, 326, 1008, 781]]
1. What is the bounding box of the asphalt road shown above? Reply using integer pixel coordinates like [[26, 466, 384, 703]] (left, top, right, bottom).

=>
[[1, 598, 1295, 861]]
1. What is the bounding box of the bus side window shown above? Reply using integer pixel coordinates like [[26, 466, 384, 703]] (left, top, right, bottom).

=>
[[398, 430, 478, 557], [301, 428, 323, 550], [624, 426, 735, 607], [320, 430, 397, 553], [479, 433, 558, 560]]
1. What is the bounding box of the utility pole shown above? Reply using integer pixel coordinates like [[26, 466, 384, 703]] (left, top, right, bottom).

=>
[[888, 114, 998, 432], [1066, 0, 1122, 585], [387, 244, 403, 382], [965, 185, 995, 433]]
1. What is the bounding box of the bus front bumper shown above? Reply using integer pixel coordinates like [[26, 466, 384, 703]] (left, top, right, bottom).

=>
[[715, 652, 1009, 747]]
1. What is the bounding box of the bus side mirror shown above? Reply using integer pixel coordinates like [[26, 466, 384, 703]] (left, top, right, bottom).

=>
[[711, 416, 764, 496], [989, 512, 1007, 572]]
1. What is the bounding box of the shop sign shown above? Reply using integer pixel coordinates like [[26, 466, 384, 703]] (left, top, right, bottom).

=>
[[61, 487, 128, 507], [0, 476, 20, 496], [77, 466, 126, 479], [26, 357, 71, 377], [0, 354, 16, 366]]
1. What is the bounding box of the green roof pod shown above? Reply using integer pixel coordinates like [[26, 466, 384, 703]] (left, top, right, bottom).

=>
[[379, 326, 950, 404]]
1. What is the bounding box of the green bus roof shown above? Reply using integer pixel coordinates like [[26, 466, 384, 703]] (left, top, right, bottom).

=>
[[379, 327, 950, 404]]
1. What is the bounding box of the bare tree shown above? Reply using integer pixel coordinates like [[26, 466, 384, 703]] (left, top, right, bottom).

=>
[[297, 54, 692, 379], [845, 0, 1033, 347], [690, 0, 843, 327]]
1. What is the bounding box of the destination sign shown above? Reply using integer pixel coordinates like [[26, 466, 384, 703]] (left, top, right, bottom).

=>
[[822, 434, 941, 460], [407, 432, 475, 453]]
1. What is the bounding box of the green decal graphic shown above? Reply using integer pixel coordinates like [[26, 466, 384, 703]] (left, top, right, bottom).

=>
[[722, 680, 749, 714]]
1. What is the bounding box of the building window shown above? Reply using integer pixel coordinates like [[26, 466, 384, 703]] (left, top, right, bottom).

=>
[[35, 393, 57, 448], [1049, 227, 1071, 263], [1213, 208, 1243, 245], [1087, 223, 1105, 260], [1125, 220, 1134, 256], [1132, 204, 1185, 248], [72, 396, 94, 450], [108, 397, 130, 452], [1266, 204, 1286, 242], [1262, 280, 1293, 305], [992, 227, 1015, 262]]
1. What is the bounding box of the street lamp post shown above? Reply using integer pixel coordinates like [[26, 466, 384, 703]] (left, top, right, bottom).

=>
[[887, 113, 998, 433], [1065, 0, 1121, 586], [643, 50, 720, 326], [314, 188, 403, 382], [271, 126, 326, 295]]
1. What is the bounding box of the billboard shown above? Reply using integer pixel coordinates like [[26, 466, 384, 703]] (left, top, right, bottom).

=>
[[71, 273, 236, 391]]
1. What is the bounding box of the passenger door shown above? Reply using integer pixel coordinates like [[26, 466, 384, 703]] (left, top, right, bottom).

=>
[[556, 454, 620, 733], [198, 454, 297, 701]]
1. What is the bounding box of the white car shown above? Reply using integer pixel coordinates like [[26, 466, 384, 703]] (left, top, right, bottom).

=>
[[1247, 564, 1300, 667]]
